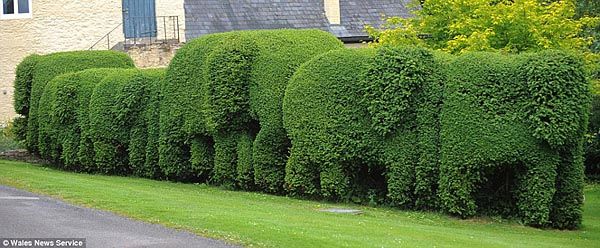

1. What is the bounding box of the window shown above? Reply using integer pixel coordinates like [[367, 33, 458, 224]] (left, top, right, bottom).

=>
[[1, 0, 31, 19]]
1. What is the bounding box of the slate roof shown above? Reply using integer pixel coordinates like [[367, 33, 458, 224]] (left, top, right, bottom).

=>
[[184, 0, 412, 42]]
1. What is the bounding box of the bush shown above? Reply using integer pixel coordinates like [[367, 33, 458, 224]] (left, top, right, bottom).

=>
[[159, 33, 223, 182], [284, 47, 444, 208], [284, 47, 589, 229], [36, 68, 125, 170], [36, 68, 164, 176], [13, 54, 41, 116], [284, 48, 377, 199], [88, 69, 164, 176], [25, 51, 134, 153], [161, 29, 343, 189], [441, 51, 589, 229], [12, 54, 41, 144]]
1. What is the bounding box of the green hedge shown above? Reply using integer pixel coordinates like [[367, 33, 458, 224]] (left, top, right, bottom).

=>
[[440, 51, 589, 229], [12, 54, 41, 142], [284, 47, 444, 207], [14, 54, 41, 116], [35, 68, 164, 176], [161, 29, 343, 189], [284, 48, 376, 199], [36, 69, 123, 169], [88, 69, 164, 176], [284, 47, 589, 229], [18, 32, 589, 230], [41, 69, 121, 171], [25, 51, 134, 153]]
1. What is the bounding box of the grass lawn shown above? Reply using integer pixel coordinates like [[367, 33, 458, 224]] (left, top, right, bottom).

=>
[[0, 160, 598, 248]]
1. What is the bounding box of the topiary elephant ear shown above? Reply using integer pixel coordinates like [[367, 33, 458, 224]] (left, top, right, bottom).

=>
[[519, 50, 590, 148], [362, 46, 438, 136], [204, 35, 259, 134]]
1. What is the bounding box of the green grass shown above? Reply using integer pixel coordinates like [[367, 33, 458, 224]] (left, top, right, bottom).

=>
[[0, 160, 598, 248]]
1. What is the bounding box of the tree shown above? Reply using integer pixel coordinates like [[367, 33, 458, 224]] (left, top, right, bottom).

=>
[[576, 0, 600, 54], [367, 0, 598, 54]]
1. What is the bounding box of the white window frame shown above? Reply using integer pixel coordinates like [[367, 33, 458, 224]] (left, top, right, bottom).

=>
[[0, 0, 32, 20]]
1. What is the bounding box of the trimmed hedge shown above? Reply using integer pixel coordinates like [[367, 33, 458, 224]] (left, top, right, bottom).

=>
[[284, 48, 377, 200], [35, 67, 164, 177], [284, 47, 444, 207], [283, 47, 589, 229], [441, 51, 589, 229], [161, 29, 343, 189], [12, 54, 41, 142], [88, 69, 140, 175], [17, 32, 589, 230], [25, 51, 134, 153], [89, 69, 164, 176], [37, 69, 121, 171], [14, 54, 41, 116]]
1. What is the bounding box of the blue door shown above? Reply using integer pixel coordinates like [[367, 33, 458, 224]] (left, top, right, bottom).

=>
[[123, 0, 157, 38]]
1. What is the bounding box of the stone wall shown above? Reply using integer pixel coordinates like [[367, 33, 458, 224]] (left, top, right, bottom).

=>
[[127, 43, 180, 68], [0, 17, 35, 122], [0, 0, 185, 122]]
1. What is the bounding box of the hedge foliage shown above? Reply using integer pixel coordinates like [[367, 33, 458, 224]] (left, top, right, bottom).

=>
[[25, 51, 134, 152], [441, 51, 589, 229], [89, 69, 164, 176], [37, 69, 120, 171], [284, 47, 589, 229], [12, 54, 41, 142], [161, 29, 343, 190], [14, 54, 41, 116], [16, 30, 590, 230], [284, 47, 444, 207], [35, 67, 164, 177]]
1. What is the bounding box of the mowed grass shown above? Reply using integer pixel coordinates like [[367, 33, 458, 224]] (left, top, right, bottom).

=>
[[0, 160, 598, 248]]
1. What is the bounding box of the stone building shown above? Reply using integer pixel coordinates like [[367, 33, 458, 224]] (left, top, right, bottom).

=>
[[0, 0, 185, 122], [0, 0, 409, 122]]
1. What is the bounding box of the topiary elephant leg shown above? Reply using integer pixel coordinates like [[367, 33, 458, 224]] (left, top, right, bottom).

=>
[[236, 132, 254, 190], [128, 123, 147, 177], [158, 115, 191, 181], [550, 144, 585, 229], [253, 127, 288, 194], [144, 120, 161, 179], [438, 162, 478, 218], [213, 132, 238, 189], [61, 131, 79, 170], [516, 154, 558, 227], [93, 139, 120, 174], [384, 133, 418, 208], [77, 133, 95, 172], [189, 135, 214, 183], [386, 160, 416, 208], [319, 160, 350, 201], [284, 146, 320, 198], [37, 127, 54, 161]]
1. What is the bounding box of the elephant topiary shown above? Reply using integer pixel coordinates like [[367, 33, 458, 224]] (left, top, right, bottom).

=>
[[160, 29, 344, 191], [283, 46, 589, 229]]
